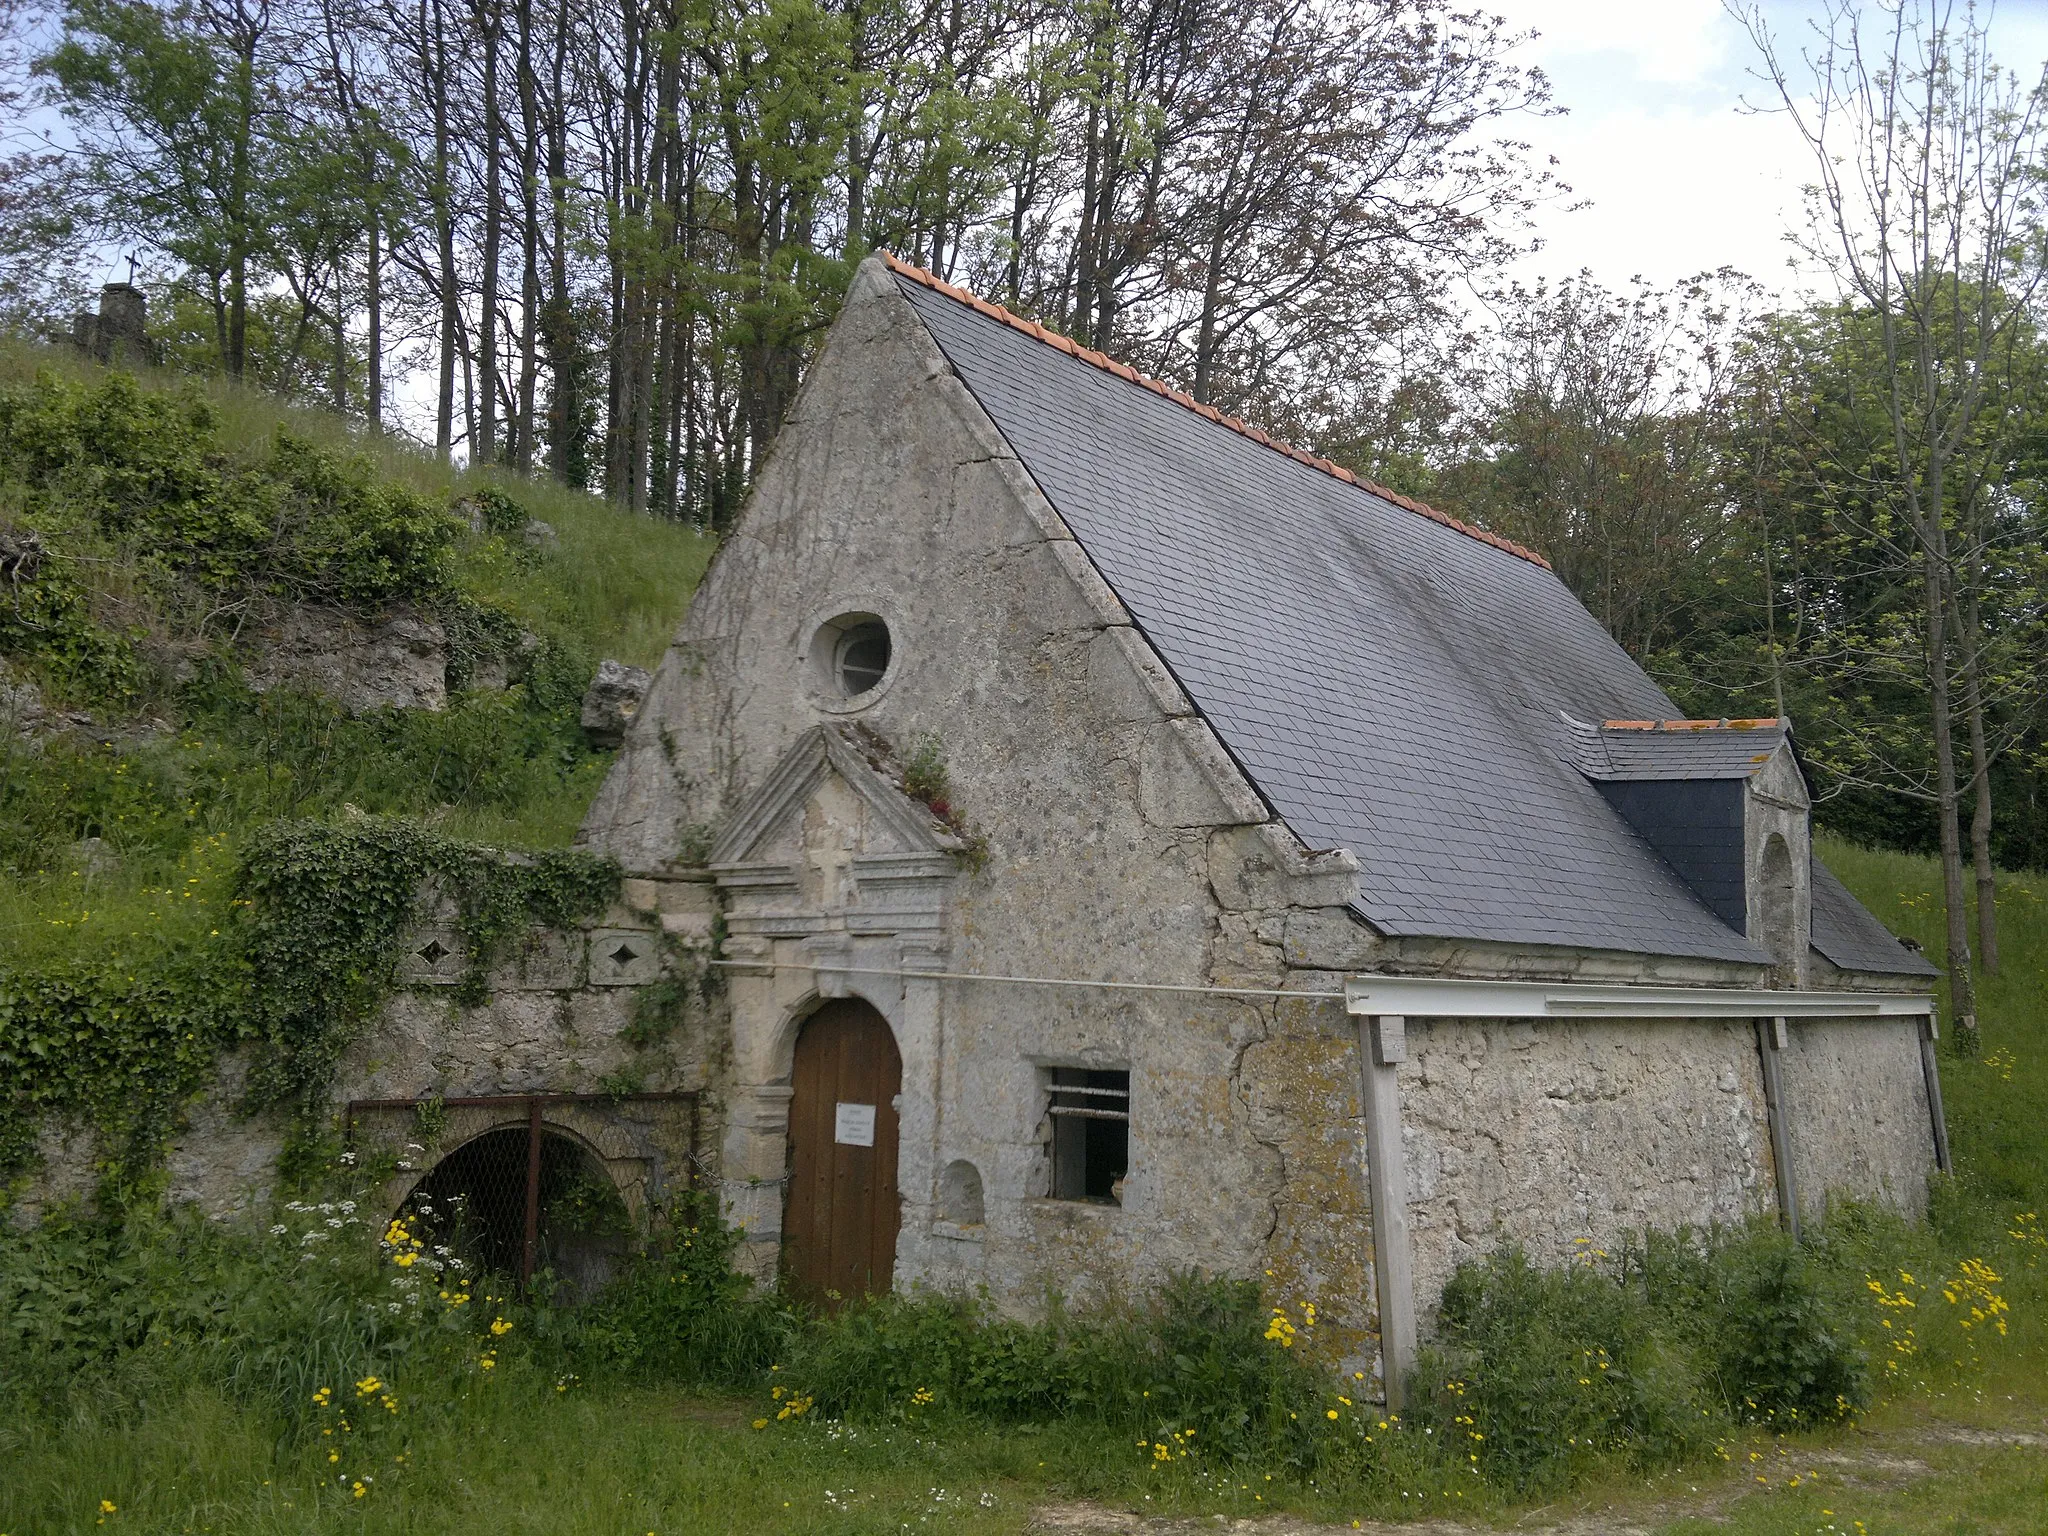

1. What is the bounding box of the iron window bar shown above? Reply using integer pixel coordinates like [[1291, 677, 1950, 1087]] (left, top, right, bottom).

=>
[[1048, 1080, 1129, 1121]]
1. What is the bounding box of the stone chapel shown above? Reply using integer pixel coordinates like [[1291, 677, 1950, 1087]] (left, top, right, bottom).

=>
[[565, 253, 1943, 1395]]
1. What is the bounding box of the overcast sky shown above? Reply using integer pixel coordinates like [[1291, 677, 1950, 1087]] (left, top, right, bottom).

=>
[[1487, 0, 2048, 299]]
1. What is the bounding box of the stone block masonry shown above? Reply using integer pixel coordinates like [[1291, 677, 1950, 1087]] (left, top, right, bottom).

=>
[[11, 888, 723, 1234]]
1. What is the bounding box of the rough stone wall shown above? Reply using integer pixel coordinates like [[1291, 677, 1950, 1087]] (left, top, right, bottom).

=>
[[1779, 1017, 1933, 1221], [12, 893, 722, 1229], [576, 256, 1301, 1322], [1395, 1016, 1775, 1310], [1233, 994, 1377, 1365], [244, 603, 450, 713]]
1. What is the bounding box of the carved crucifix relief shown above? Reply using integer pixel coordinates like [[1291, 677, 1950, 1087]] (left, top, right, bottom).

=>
[[801, 773, 866, 911]]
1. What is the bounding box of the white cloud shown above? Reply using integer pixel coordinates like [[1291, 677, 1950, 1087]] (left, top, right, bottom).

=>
[[1511, 89, 1820, 294], [1483, 1, 1836, 297], [1485, 0, 2048, 300], [1494, 0, 1735, 85]]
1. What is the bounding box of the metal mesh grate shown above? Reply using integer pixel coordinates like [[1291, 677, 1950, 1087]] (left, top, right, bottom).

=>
[[349, 1092, 700, 1299], [400, 1125, 633, 1296]]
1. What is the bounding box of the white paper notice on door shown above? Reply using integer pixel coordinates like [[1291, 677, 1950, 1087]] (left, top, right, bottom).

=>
[[834, 1102, 877, 1147]]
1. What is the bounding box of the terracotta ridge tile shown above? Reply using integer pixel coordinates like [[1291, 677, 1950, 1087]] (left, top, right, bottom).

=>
[[1599, 717, 1785, 732], [877, 250, 1552, 571]]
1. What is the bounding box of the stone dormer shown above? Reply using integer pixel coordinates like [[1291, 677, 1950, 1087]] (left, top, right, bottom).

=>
[[1572, 718, 1810, 983]]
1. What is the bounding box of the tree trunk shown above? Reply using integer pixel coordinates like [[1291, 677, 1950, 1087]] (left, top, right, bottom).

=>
[[544, 0, 578, 483], [1192, 177, 1235, 403], [225, 23, 256, 380], [366, 207, 383, 429], [1072, 98, 1101, 339], [457, 295, 477, 453], [514, 0, 540, 472], [1959, 582, 1998, 972], [228, 251, 248, 380], [205, 271, 227, 363], [430, 0, 457, 459], [1924, 551, 1979, 1049], [479, 0, 504, 467], [331, 258, 348, 409]]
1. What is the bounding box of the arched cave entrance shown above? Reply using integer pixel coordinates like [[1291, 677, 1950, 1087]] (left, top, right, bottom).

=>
[[400, 1125, 634, 1301]]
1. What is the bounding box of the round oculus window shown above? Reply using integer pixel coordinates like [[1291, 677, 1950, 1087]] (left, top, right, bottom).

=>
[[833, 619, 892, 697]]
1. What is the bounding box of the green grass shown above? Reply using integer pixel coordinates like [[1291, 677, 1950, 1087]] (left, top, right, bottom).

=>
[[0, 1379, 1141, 1536], [0, 335, 712, 674]]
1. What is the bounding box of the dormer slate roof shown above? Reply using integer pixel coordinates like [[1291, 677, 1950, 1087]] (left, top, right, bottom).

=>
[[888, 263, 1928, 978], [1570, 718, 1790, 780]]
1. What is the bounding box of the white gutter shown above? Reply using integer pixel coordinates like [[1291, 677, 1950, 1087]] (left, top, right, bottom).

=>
[[1344, 976, 1934, 1019], [709, 959, 1931, 1018]]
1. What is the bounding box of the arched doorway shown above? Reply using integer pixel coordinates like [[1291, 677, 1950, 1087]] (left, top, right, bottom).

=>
[[401, 1125, 633, 1300], [784, 998, 902, 1306]]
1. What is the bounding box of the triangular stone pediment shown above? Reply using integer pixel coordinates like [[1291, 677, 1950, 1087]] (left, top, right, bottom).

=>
[[709, 726, 962, 871]]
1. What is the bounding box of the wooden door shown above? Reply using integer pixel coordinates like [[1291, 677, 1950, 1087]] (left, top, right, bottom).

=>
[[784, 999, 902, 1306]]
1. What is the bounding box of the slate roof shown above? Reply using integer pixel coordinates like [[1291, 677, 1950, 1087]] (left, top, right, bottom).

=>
[[1812, 862, 1939, 976], [887, 261, 1926, 977]]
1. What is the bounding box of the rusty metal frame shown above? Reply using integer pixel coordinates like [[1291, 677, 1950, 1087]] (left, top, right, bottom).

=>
[[345, 1091, 701, 1287]]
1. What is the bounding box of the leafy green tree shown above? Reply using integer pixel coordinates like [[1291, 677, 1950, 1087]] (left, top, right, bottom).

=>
[[1723, 299, 2048, 889], [41, 0, 282, 378], [1741, 0, 2048, 1035]]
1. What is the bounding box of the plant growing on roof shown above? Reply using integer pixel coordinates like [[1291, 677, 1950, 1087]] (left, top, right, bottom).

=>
[[888, 730, 988, 872]]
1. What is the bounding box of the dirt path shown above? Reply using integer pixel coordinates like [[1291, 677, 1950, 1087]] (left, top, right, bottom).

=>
[[1026, 1424, 2047, 1536]]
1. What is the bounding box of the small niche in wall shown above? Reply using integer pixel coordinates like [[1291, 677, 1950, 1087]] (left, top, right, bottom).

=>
[[938, 1158, 985, 1226], [1757, 831, 1796, 970]]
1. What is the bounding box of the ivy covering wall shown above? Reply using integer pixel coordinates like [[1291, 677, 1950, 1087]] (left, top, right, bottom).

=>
[[0, 820, 619, 1204], [0, 355, 711, 1211]]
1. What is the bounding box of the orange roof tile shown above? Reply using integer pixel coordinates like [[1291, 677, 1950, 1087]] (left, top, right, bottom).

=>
[[1600, 718, 1784, 732], [880, 252, 1551, 572]]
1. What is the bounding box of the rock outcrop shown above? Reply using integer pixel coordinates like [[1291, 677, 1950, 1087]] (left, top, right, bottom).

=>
[[244, 603, 450, 713], [580, 659, 650, 748]]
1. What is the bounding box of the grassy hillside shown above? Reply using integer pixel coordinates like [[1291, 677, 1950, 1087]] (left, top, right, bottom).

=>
[[0, 340, 713, 969], [0, 339, 708, 674]]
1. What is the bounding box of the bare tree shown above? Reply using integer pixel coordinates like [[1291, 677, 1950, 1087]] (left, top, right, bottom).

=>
[[1740, 0, 2048, 1045]]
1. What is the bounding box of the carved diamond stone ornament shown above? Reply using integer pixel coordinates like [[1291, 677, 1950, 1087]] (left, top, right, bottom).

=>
[[397, 928, 466, 985], [588, 929, 661, 986]]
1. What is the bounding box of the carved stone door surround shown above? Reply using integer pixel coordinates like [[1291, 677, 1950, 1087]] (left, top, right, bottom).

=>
[[708, 727, 958, 1285]]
